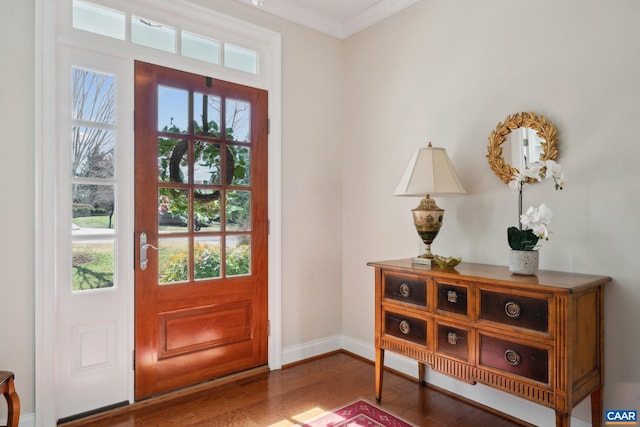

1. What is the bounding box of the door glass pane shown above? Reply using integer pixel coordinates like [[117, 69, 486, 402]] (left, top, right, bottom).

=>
[[194, 236, 221, 280], [158, 86, 188, 133], [194, 141, 221, 185], [225, 98, 251, 142], [226, 235, 250, 277], [182, 32, 220, 64], [158, 237, 189, 285], [226, 190, 251, 231], [132, 16, 176, 53], [158, 188, 189, 233], [72, 127, 115, 178], [72, 184, 115, 232], [152, 83, 260, 284], [194, 190, 221, 232], [229, 145, 250, 186], [193, 93, 221, 137], [72, 68, 115, 125], [72, 240, 115, 291], [158, 138, 189, 183]]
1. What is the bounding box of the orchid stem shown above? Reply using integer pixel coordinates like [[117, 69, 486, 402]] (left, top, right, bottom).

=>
[[518, 185, 523, 231]]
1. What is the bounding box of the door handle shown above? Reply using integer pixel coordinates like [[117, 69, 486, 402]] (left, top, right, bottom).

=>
[[140, 232, 163, 270]]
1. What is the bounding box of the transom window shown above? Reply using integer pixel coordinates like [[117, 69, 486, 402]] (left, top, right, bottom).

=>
[[72, 0, 259, 74]]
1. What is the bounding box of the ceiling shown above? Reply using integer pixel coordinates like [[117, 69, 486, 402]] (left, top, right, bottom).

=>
[[234, 0, 419, 39]]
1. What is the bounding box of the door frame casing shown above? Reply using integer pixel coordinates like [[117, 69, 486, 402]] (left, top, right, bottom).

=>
[[35, 0, 282, 425]]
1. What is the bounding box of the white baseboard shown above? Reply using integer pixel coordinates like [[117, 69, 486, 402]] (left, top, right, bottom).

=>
[[281, 334, 344, 365]]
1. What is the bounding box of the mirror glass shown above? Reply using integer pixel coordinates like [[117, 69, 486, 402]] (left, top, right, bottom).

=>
[[504, 127, 544, 171], [487, 112, 558, 184]]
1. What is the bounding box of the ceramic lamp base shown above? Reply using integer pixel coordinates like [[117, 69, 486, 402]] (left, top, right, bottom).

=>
[[412, 195, 443, 262]]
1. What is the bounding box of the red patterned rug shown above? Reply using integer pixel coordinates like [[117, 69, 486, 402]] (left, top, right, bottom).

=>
[[300, 399, 417, 427]]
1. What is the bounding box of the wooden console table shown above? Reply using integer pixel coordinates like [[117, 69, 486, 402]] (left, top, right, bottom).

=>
[[368, 259, 610, 427]]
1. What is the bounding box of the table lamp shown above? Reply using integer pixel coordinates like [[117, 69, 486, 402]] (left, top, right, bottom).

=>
[[393, 142, 466, 264]]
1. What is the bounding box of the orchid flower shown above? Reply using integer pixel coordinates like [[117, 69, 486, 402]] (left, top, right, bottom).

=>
[[520, 203, 553, 239], [507, 162, 566, 251], [544, 160, 567, 190]]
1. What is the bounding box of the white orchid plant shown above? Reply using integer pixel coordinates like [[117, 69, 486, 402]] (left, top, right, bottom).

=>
[[507, 160, 567, 251]]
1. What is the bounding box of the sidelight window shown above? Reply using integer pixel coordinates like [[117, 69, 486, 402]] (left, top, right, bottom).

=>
[[70, 67, 118, 291]]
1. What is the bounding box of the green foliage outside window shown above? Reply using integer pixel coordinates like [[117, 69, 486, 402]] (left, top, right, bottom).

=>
[[160, 242, 250, 283]]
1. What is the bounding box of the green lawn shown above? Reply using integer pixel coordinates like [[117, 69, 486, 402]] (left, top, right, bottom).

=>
[[72, 242, 114, 291], [73, 215, 114, 229]]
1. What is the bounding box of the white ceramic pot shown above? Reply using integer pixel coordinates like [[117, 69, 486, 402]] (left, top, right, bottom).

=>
[[509, 249, 539, 275]]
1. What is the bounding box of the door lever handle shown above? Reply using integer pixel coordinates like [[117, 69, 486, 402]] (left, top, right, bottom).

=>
[[142, 242, 161, 251], [140, 232, 164, 270]]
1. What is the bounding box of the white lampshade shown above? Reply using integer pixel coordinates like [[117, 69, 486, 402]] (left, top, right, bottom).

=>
[[394, 144, 466, 197]]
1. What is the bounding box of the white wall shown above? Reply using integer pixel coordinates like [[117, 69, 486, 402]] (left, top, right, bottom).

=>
[[0, 0, 35, 419], [342, 0, 640, 424]]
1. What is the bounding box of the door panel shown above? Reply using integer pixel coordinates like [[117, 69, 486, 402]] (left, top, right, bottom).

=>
[[134, 61, 268, 399]]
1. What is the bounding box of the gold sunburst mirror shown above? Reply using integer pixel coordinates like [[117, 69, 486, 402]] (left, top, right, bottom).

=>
[[487, 112, 559, 184]]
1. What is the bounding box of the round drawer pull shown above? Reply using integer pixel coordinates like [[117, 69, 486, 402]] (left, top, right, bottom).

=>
[[399, 283, 411, 297], [504, 349, 522, 366], [399, 320, 411, 335], [447, 290, 458, 303], [504, 301, 521, 318], [447, 332, 458, 345]]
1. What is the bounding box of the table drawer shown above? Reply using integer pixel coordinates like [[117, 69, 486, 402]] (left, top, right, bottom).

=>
[[436, 322, 470, 362], [480, 290, 549, 333], [479, 334, 549, 384], [384, 311, 427, 346], [436, 281, 469, 317], [383, 273, 427, 307]]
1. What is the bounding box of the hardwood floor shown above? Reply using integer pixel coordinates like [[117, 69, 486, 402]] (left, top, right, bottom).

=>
[[60, 352, 530, 426]]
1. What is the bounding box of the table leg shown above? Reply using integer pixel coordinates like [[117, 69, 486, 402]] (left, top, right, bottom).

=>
[[555, 410, 569, 427], [591, 387, 602, 427], [418, 362, 427, 386], [375, 347, 384, 402]]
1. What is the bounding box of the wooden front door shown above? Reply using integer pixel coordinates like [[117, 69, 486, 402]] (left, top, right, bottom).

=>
[[134, 61, 268, 399]]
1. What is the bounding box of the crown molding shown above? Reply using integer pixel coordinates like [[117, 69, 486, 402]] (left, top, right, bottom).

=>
[[343, 0, 419, 38], [235, 0, 419, 39]]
